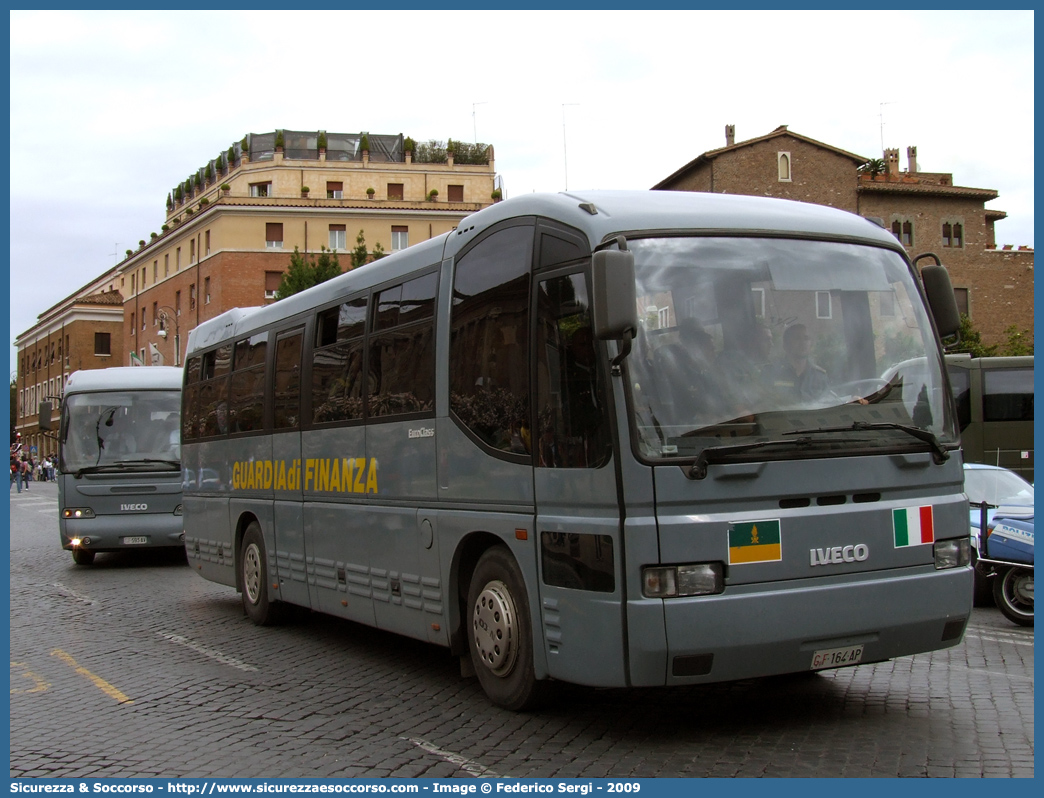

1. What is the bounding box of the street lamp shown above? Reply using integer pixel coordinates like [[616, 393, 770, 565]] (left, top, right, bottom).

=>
[[156, 306, 181, 367]]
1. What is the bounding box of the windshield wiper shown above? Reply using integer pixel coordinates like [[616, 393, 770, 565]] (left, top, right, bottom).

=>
[[689, 437, 817, 480], [74, 459, 180, 478], [784, 421, 950, 464]]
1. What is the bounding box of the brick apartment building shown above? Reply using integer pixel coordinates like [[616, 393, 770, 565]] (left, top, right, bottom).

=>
[[13, 129, 498, 450], [653, 125, 1033, 347]]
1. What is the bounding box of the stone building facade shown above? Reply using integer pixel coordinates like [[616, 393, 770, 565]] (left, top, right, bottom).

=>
[[13, 129, 497, 447], [653, 125, 1033, 347]]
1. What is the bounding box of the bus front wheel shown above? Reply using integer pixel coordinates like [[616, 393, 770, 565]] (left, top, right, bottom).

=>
[[466, 547, 546, 711], [72, 548, 95, 566], [240, 523, 283, 626]]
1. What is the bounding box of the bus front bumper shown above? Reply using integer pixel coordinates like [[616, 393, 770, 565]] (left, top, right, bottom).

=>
[[60, 513, 185, 553], [627, 565, 973, 686]]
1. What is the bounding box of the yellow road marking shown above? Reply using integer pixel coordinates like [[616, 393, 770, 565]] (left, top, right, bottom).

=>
[[50, 649, 134, 704], [10, 660, 50, 694]]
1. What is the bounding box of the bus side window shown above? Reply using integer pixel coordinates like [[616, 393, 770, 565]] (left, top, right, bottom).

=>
[[230, 333, 268, 433], [536, 273, 611, 468], [983, 368, 1034, 422], [183, 356, 202, 441], [273, 330, 304, 429], [947, 367, 972, 431], [449, 223, 533, 455]]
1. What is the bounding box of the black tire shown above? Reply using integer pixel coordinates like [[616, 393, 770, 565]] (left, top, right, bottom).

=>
[[466, 546, 546, 711], [72, 548, 95, 566], [992, 566, 1033, 627], [240, 522, 283, 625]]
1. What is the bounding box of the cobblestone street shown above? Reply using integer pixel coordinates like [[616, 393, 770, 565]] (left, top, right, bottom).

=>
[[10, 482, 1034, 778]]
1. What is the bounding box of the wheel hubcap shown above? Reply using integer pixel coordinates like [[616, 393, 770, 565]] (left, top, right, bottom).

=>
[[473, 580, 517, 676], [1009, 571, 1034, 607], [243, 543, 262, 604]]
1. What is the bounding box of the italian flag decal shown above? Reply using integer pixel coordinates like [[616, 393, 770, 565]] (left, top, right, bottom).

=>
[[893, 505, 935, 547]]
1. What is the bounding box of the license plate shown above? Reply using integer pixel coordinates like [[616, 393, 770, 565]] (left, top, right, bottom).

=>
[[122, 536, 149, 545], [810, 644, 864, 670]]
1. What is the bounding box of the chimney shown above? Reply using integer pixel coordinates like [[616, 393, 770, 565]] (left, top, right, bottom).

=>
[[884, 148, 900, 178], [725, 125, 735, 147], [907, 146, 918, 174]]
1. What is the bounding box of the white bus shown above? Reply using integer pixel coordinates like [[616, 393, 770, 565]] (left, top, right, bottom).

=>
[[182, 190, 971, 709], [42, 366, 184, 565]]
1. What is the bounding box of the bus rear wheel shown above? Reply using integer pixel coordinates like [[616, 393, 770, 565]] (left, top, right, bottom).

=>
[[72, 548, 95, 566], [466, 546, 546, 711], [240, 523, 283, 625]]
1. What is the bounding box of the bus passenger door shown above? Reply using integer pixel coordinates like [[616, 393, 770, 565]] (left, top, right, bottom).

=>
[[269, 327, 311, 609], [533, 270, 627, 688]]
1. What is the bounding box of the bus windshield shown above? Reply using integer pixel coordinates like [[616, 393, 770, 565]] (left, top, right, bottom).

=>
[[60, 390, 182, 472], [626, 236, 958, 461]]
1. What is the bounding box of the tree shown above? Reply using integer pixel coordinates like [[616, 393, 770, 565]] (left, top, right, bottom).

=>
[[859, 158, 886, 177], [371, 241, 387, 261], [274, 246, 341, 300], [1002, 325, 1033, 356], [950, 315, 997, 357], [351, 230, 369, 269]]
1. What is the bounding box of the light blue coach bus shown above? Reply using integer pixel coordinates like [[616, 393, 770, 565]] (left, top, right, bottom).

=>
[[182, 190, 971, 709], [43, 366, 184, 565]]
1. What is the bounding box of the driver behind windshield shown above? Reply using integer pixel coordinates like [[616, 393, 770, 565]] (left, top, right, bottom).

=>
[[763, 323, 829, 403]]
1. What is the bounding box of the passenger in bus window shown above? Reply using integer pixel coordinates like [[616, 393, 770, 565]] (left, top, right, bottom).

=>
[[763, 323, 828, 403]]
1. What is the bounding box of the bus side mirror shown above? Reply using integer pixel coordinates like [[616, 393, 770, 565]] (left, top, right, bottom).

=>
[[921, 265, 961, 340], [592, 248, 637, 341], [915, 254, 960, 341], [39, 401, 53, 432]]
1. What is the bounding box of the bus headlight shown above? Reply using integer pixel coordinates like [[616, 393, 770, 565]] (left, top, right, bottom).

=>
[[173, 504, 184, 516], [934, 538, 970, 570], [62, 508, 96, 519], [643, 563, 724, 597]]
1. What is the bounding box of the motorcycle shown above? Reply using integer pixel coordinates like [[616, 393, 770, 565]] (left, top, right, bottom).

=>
[[974, 501, 1034, 627]]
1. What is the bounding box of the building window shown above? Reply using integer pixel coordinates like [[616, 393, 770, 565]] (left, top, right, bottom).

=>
[[942, 221, 964, 248], [387, 183, 404, 201], [130, 312, 136, 335], [131, 273, 136, 293], [190, 239, 196, 263], [164, 254, 169, 276], [953, 287, 969, 317], [204, 276, 211, 305], [816, 291, 832, 319], [891, 218, 914, 247], [326, 181, 343, 199], [176, 247, 181, 270], [752, 287, 765, 318], [448, 184, 464, 202], [94, 332, 111, 356], [265, 271, 282, 300], [250, 182, 272, 198], [205, 229, 211, 256], [778, 152, 792, 182], [266, 223, 284, 249], [175, 290, 181, 314], [152, 302, 158, 325], [190, 284, 196, 310], [329, 224, 346, 250], [391, 225, 409, 251], [153, 261, 158, 282]]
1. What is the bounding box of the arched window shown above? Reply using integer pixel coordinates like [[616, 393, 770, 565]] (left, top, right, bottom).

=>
[[778, 152, 792, 182]]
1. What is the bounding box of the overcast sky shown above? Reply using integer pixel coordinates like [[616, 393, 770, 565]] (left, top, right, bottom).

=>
[[8, 9, 1035, 375]]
